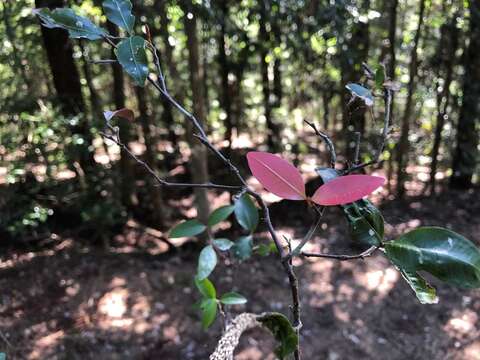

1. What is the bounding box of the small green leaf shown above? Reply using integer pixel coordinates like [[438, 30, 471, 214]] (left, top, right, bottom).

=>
[[213, 238, 234, 251], [234, 194, 259, 233], [398, 268, 438, 304], [342, 199, 384, 246], [115, 36, 149, 86], [34, 8, 106, 40], [207, 205, 235, 227], [345, 83, 374, 106], [197, 245, 217, 280], [232, 236, 253, 261], [315, 167, 339, 184], [220, 292, 247, 305], [194, 277, 216, 299], [258, 312, 298, 359], [169, 219, 206, 238], [385, 227, 480, 296], [200, 298, 218, 329], [102, 0, 135, 34], [256, 242, 278, 257], [375, 65, 385, 88]]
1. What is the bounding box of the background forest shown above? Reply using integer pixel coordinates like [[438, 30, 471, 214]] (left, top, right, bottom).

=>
[[0, 0, 479, 359]]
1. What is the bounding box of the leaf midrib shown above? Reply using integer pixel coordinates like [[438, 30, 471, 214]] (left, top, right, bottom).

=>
[[112, 0, 132, 33], [252, 157, 305, 198]]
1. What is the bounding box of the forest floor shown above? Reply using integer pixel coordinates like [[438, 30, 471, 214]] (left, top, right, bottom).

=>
[[1, 184, 480, 360]]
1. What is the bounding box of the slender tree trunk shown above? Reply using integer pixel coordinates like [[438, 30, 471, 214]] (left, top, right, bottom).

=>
[[217, 0, 234, 147], [107, 22, 139, 208], [450, 1, 480, 189], [428, 18, 458, 194], [35, 0, 95, 177], [259, 0, 279, 151], [385, 0, 398, 193], [181, 1, 211, 225], [396, 0, 426, 198], [135, 86, 167, 225]]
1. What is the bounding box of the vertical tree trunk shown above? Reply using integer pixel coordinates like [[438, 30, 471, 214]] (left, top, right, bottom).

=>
[[385, 0, 398, 193], [396, 0, 426, 198], [450, 1, 480, 189], [259, 0, 279, 151], [35, 0, 95, 176], [181, 1, 211, 224], [217, 0, 234, 147], [107, 22, 139, 208], [135, 86, 167, 226], [428, 17, 458, 194], [343, 0, 370, 162]]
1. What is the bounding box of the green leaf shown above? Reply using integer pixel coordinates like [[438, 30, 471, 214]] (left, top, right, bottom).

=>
[[342, 199, 384, 246], [102, 0, 135, 34], [220, 292, 247, 305], [234, 194, 259, 233], [194, 277, 216, 299], [34, 8, 106, 40], [315, 167, 339, 184], [398, 268, 438, 304], [200, 298, 218, 329], [197, 245, 217, 280], [375, 65, 385, 88], [207, 205, 235, 227], [232, 236, 253, 261], [213, 238, 234, 251], [256, 242, 278, 257], [345, 83, 374, 106], [115, 36, 149, 86], [258, 312, 298, 359], [385, 227, 480, 292], [169, 219, 206, 238]]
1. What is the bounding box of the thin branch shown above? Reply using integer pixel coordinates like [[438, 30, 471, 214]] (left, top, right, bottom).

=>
[[301, 245, 380, 260], [304, 119, 336, 168], [291, 212, 323, 256], [345, 87, 393, 174], [100, 132, 241, 191]]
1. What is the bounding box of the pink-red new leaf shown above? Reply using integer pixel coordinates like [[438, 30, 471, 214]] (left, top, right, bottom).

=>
[[247, 151, 305, 200], [311, 174, 385, 206]]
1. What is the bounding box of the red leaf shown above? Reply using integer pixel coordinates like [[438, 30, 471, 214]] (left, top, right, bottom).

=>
[[311, 174, 385, 206], [247, 151, 306, 200], [103, 108, 135, 122]]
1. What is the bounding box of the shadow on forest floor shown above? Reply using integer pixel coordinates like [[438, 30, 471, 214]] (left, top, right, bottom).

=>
[[1, 186, 479, 359]]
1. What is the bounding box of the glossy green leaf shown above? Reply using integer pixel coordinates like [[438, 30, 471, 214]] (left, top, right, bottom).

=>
[[345, 83, 374, 106], [195, 277, 216, 299], [232, 236, 253, 261], [234, 194, 258, 233], [213, 238, 234, 251], [200, 298, 218, 329], [342, 199, 384, 246], [398, 268, 438, 304], [375, 65, 385, 88], [197, 245, 217, 280], [115, 36, 149, 86], [102, 0, 135, 34], [169, 219, 206, 238], [207, 205, 235, 227], [315, 167, 339, 184], [220, 292, 247, 305], [34, 8, 106, 40], [385, 227, 480, 290], [258, 312, 298, 359]]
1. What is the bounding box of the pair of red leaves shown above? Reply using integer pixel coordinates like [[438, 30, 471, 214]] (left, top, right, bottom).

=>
[[246, 152, 385, 206]]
